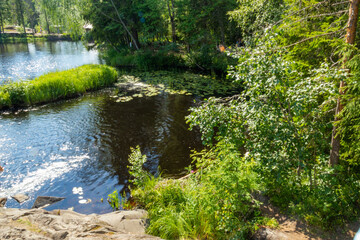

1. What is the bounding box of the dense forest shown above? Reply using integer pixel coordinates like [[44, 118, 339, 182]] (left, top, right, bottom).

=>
[[2, 0, 360, 239], [0, 0, 85, 38]]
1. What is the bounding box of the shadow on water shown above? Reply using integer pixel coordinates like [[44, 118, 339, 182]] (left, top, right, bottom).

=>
[[0, 90, 202, 214]]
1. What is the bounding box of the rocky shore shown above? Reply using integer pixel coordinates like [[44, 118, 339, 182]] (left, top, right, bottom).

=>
[[0, 207, 161, 240]]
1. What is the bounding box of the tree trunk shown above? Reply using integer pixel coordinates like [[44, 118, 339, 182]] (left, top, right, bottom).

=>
[[329, 0, 360, 166], [0, 11, 3, 39], [167, 0, 176, 43], [131, 28, 141, 49], [109, 0, 140, 50], [217, 10, 225, 44], [43, 5, 51, 34], [16, 0, 26, 36]]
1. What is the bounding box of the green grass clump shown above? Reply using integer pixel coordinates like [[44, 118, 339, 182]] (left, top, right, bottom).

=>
[[0, 64, 118, 110]]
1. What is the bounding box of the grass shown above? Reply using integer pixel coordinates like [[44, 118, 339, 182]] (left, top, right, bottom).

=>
[[0, 64, 118, 110]]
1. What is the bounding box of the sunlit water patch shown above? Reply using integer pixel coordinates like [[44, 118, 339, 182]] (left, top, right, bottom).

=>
[[0, 41, 100, 82]]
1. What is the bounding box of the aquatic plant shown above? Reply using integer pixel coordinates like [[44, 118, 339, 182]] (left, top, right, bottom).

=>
[[118, 71, 240, 98], [0, 64, 118, 110]]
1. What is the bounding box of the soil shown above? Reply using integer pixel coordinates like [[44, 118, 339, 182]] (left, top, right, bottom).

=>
[[255, 194, 358, 240]]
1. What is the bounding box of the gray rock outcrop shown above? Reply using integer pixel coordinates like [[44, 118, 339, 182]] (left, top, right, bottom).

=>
[[0, 208, 161, 240]]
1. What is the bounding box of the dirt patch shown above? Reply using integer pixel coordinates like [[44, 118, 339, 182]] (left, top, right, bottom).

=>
[[255, 194, 357, 240]]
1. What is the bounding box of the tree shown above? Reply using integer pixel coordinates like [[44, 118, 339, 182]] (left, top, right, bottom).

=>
[[15, 0, 26, 35], [330, 0, 360, 166], [167, 0, 176, 42]]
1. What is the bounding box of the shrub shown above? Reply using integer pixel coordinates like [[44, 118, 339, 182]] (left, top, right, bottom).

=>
[[126, 144, 263, 240]]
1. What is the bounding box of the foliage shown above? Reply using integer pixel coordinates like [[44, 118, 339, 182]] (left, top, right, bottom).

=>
[[274, 0, 349, 68], [185, 44, 238, 74], [127, 146, 152, 188], [128, 143, 266, 239], [338, 51, 360, 165], [0, 64, 118, 110], [1, 0, 86, 38], [187, 34, 360, 228], [228, 0, 285, 40], [107, 190, 121, 211], [102, 45, 185, 71]]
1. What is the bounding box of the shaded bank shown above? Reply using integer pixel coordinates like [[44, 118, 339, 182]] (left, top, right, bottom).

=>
[[0, 64, 118, 110], [0, 33, 76, 43]]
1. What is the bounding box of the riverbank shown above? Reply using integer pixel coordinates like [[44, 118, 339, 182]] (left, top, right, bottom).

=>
[[0, 33, 75, 43], [0, 207, 160, 240], [0, 64, 118, 110]]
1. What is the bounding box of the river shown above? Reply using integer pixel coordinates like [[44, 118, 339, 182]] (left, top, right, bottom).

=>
[[0, 41, 100, 82], [0, 41, 202, 214]]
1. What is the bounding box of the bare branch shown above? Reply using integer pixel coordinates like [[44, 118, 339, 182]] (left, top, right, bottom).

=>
[[282, 27, 346, 49], [275, 1, 348, 26], [281, 10, 348, 28]]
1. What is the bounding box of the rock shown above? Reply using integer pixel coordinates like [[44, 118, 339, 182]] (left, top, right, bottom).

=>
[[12, 194, 29, 203], [0, 208, 161, 240], [0, 198, 7, 207], [99, 209, 148, 234], [32, 196, 65, 209], [253, 227, 292, 240]]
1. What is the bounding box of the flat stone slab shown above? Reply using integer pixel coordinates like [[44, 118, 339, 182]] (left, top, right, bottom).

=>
[[11, 194, 29, 203], [0, 208, 161, 240], [32, 196, 65, 209], [0, 198, 7, 207]]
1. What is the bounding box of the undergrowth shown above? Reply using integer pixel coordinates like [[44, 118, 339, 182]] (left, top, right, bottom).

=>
[[0, 64, 118, 110], [121, 145, 277, 240]]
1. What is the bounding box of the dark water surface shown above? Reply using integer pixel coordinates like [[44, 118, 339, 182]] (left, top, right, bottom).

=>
[[0, 91, 202, 213], [0, 41, 202, 213], [0, 41, 100, 82]]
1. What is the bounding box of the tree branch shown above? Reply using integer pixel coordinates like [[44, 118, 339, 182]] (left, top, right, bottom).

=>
[[282, 27, 346, 49]]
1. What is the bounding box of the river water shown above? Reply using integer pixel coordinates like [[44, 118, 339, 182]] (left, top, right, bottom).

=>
[[0, 41, 202, 214], [0, 41, 100, 82]]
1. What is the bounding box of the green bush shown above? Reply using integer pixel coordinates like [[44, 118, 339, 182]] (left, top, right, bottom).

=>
[[0, 64, 118, 110], [187, 36, 360, 229], [126, 144, 264, 240], [103, 45, 185, 70]]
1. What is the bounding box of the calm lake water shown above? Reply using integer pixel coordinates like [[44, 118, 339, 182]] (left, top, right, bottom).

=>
[[0, 42, 202, 214], [0, 41, 100, 82]]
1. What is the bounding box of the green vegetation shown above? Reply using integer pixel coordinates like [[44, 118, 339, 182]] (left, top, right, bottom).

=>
[[102, 0, 360, 239], [118, 71, 240, 97], [2, 0, 360, 238], [0, 0, 86, 39], [83, 0, 240, 74], [124, 146, 275, 239], [0, 64, 118, 110]]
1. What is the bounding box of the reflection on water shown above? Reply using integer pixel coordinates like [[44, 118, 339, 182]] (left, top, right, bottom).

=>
[[0, 41, 100, 82], [0, 91, 202, 214]]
